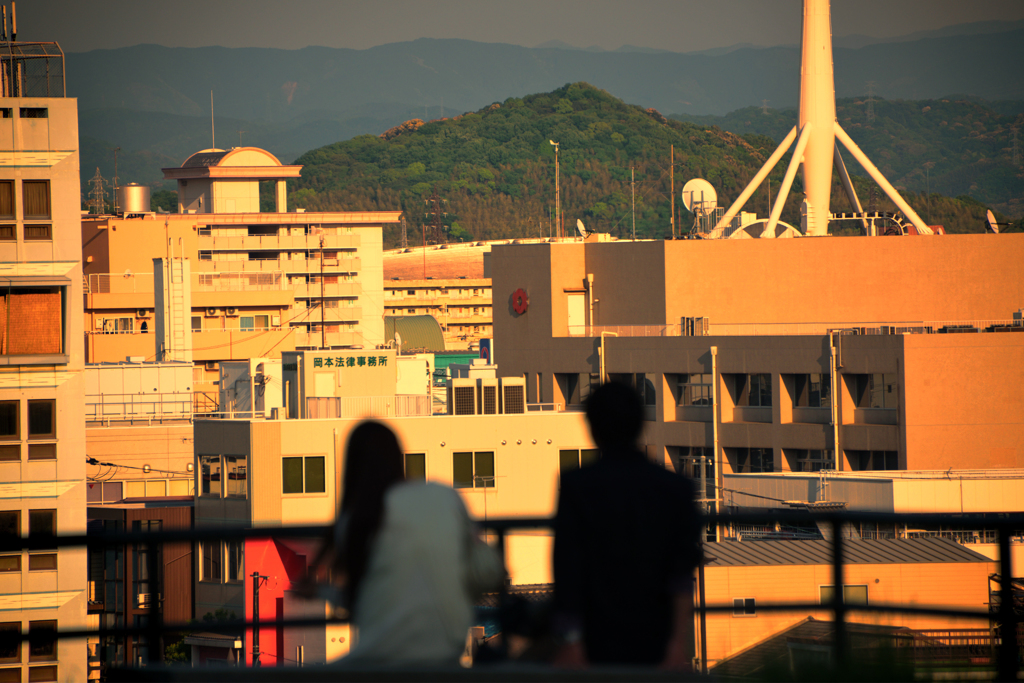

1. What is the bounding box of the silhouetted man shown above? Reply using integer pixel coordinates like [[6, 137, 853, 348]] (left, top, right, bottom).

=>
[[553, 381, 702, 669]]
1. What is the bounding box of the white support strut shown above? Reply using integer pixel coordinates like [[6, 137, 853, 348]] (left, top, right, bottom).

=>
[[834, 122, 933, 235], [709, 126, 798, 238], [766, 123, 813, 238]]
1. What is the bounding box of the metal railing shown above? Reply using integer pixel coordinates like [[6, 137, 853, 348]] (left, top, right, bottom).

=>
[[86, 273, 154, 294], [2, 510, 1019, 680], [566, 319, 1022, 339], [304, 395, 432, 419], [194, 272, 285, 292], [85, 393, 193, 424]]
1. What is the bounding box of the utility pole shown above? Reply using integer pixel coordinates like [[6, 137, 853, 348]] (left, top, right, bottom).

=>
[[112, 147, 120, 214], [400, 215, 408, 249], [670, 145, 675, 239], [631, 167, 636, 241], [251, 572, 266, 666], [550, 140, 560, 239]]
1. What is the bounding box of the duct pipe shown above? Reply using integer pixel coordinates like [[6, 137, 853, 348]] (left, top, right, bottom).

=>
[[711, 345, 721, 542]]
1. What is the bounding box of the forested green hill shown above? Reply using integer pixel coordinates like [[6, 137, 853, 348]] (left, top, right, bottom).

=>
[[289, 83, 1015, 247]]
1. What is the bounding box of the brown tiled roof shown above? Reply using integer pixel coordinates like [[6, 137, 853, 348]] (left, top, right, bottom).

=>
[[705, 537, 991, 567]]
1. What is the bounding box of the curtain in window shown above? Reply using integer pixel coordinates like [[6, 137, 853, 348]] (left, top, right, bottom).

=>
[[22, 181, 50, 219]]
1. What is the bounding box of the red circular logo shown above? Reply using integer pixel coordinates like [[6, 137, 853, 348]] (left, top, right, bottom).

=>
[[512, 288, 529, 315]]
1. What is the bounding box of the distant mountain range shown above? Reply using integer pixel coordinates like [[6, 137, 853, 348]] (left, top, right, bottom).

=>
[[69, 20, 1024, 198]]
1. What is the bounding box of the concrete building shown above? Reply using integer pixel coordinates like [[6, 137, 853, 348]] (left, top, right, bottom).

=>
[[700, 537, 995, 669], [0, 43, 88, 683], [82, 147, 401, 395], [487, 236, 1024, 486]]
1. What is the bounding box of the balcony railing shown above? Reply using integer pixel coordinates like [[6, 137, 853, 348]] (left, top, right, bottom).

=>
[[305, 395, 431, 419], [5, 509, 1020, 680], [194, 272, 285, 292], [85, 392, 192, 424]]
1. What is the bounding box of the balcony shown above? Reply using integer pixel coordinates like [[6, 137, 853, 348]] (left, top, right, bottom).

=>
[[291, 281, 362, 299], [198, 233, 361, 251], [294, 330, 364, 348]]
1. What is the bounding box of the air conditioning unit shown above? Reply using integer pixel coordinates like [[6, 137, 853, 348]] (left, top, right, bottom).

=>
[[137, 309, 150, 318], [205, 361, 218, 372], [225, 307, 239, 317], [205, 308, 218, 317]]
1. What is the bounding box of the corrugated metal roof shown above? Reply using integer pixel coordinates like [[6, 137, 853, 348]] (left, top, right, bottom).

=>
[[384, 315, 445, 353], [182, 150, 229, 168], [705, 537, 990, 567]]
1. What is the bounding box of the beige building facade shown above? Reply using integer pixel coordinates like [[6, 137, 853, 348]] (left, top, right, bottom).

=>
[[0, 57, 88, 682], [82, 148, 401, 395]]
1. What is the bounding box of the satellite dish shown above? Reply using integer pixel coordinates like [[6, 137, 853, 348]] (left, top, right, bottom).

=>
[[682, 178, 718, 216], [576, 219, 587, 238], [986, 210, 1000, 234]]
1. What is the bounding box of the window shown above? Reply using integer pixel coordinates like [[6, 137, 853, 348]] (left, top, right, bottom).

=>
[[101, 317, 133, 334], [0, 225, 13, 240], [27, 401, 54, 440], [453, 451, 495, 489], [29, 666, 58, 682], [200, 455, 221, 497], [405, 453, 426, 481], [730, 447, 773, 473], [191, 316, 202, 332], [225, 456, 246, 497], [28, 621, 56, 661], [22, 181, 50, 220], [820, 585, 869, 606], [227, 539, 244, 582], [735, 373, 771, 407], [28, 508, 56, 571], [24, 225, 51, 241], [792, 449, 835, 472], [0, 181, 12, 219], [849, 450, 898, 471], [282, 456, 325, 494], [240, 315, 269, 332], [558, 448, 600, 477], [0, 621, 19, 663], [202, 541, 222, 582], [853, 373, 898, 409], [0, 511, 18, 541], [677, 373, 712, 406], [0, 402, 18, 441], [793, 373, 831, 408], [733, 598, 756, 616], [133, 520, 160, 607], [19, 108, 47, 119], [0, 109, 8, 118], [0, 555, 19, 572], [1, 288, 63, 355]]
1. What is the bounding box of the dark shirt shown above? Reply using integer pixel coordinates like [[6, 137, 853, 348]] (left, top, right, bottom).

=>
[[553, 447, 701, 664]]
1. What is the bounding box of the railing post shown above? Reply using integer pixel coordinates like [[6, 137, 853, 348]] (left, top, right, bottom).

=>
[[996, 522, 1019, 682], [831, 515, 847, 671], [146, 535, 163, 665]]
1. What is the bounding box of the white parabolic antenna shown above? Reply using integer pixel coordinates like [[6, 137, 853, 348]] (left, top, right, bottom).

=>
[[682, 178, 717, 216]]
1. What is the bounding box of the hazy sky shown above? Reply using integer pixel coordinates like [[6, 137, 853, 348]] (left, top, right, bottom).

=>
[[21, 0, 1024, 54]]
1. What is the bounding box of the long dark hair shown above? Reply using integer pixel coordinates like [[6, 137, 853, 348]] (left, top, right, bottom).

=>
[[336, 421, 406, 607]]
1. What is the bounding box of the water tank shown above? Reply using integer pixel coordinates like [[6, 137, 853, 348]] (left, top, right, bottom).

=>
[[117, 183, 151, 213]]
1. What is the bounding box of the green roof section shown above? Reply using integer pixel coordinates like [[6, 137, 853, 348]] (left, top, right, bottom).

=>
[[384, 315, 446, 353]]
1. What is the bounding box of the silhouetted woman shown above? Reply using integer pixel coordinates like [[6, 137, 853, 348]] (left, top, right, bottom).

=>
[[316, 420, 501, 665]]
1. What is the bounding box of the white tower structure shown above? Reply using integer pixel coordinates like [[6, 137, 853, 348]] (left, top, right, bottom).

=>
[[710, 0, 932, 237]]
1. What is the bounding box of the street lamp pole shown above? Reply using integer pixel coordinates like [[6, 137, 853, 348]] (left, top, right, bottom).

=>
[[550, 140, 560, 238]]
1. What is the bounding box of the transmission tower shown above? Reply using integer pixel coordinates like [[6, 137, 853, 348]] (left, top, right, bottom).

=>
[[866, 81, 876, 123], [423, 186, 450, 245], [87, 167, 107, 215], [761, 99, 770, 115]]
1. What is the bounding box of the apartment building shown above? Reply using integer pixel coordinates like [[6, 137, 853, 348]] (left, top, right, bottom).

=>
[[384, 277, 492, 349], [0, 43, 88, 683], [82, 147, 401, 391]]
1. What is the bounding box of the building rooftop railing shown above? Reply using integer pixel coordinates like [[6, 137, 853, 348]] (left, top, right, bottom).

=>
[[4, 509, 1019, 681], [567, 319, 1022, 338]]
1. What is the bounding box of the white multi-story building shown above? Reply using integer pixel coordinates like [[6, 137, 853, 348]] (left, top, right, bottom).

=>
[[0, 41, 87, 682]]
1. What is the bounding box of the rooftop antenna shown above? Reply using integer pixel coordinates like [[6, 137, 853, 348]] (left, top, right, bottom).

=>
[[682, 178, 718, 235], [707, 0, 931, 239], [210, 91, 215, 149], [2, 6, 7, 42], [10, 1, 15, 42], [576, 218, 587, 239]]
